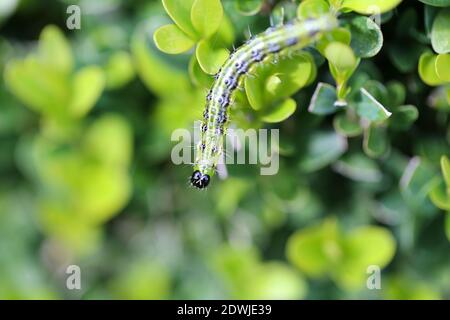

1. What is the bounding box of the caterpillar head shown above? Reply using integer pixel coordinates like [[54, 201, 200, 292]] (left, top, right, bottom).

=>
[[191, 170, 211, 189]]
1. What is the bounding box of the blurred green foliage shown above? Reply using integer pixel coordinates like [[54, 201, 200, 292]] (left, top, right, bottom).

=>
[[0, 0, 449, 300]]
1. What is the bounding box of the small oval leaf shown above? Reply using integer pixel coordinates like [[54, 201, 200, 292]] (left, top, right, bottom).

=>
[[153, 24, 195, 54]]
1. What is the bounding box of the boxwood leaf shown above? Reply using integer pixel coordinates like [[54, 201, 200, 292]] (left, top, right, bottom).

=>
[[431, 8, 450, 54], [419, 0, 450, 6], [353, 88, 392, 122], [389, 105, 419, 130], [235, 0, 264, 16], [324, 42, 357, 73], [153, 24, 195, 54], [191, 0, 223, 39], [188, 54, 213, 88], [38, 25, 73, 74], [297, 0, 330, 20], [162, 0, 197, 38], [342, 0, 403, 14], [4, 57, 70, 117], [419, 51, 445, 86], [196, 39, 229, 75], [308, 82, 340, 115], [69, 66, 105, 118], [429, 181, 450, 210], [286, 219, 340, 277], [435, 54, 450, 82], [334, 226, 395, 289], [333, 113, 363, 137], [364, 124, 389, 158], [349, 16, 383, 58], [261, 98, 297, 123]]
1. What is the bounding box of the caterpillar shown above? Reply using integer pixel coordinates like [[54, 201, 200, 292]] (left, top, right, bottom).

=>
[[191, 14, 339, 189]]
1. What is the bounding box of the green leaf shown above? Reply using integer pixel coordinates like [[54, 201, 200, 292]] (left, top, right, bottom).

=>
[[245, 52, 314, 109], [342, 0, 403, 14], [250, 262, 308, 299], [324, 42, 357, 73], [153, 24, 195, 54], [38, 25, 73, 74], [441, 155, 450, 186], [286, 219, 340, 277], [386, 81, 406, 107], [435, 54, 450, 82], [388, 42, 427, 73], [261, 98, 297, 123], [401, 157, 443, 213], [4, 57, 69, 117], [300, 131, 348, 172], [353, 88, 392, 122], [333, 113, 363, 137], [191, 0, 223, 39], [334, 226, 395, 289], [419, 51, 445, 86], [349, 16, 384, 58], [308, 82, 340, 115], [316, 28, 351, 56], [83, 114, 132, 167], [68, 66, 105, 118], [297, 0, 330, 20], [389, 105, 419, 130], [196, 40, 229, 75], [132, 26, 190, 96], [188, 54, 213, 88], [425, 5, 440, 37], [235, 0, 263, 16], [76, 162, 131, 224], [104, 51, 135, 89], [431, 8, 450, 54], [162, 0, 197, 38], [429, 181, 450, 210], [419, 0, 450, 6], [245, 72, 265, 110], [364, 125, 388, 158]]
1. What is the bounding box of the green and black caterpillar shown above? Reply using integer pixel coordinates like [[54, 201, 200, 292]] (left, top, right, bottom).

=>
[[191, 14, 339, 189]]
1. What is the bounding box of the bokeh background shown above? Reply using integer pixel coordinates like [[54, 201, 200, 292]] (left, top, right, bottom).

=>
[[0, 0, 449, 299]]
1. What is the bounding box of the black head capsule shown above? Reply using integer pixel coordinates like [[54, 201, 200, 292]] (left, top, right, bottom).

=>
[[191, 170, 210, 189]]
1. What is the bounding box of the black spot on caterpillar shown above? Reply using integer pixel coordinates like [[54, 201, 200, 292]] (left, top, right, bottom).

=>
[[191, 15, 339, 189]]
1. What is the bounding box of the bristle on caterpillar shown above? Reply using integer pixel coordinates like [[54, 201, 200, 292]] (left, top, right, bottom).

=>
[[191, 15, 339, 189]]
